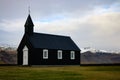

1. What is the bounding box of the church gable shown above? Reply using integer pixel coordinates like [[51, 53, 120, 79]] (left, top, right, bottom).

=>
[[17, 34, 33, 52]]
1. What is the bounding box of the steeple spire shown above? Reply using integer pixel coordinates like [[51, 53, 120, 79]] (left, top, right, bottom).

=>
[[24, 14, 34, 35], [28, 6, 30, 15]]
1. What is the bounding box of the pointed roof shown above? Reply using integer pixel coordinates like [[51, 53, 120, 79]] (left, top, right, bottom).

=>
[[27, 33, 80, 51], [24, 14, 34, 27]]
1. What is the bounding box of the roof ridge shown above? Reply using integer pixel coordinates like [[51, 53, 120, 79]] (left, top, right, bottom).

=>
[[33, 32, 70, 38]]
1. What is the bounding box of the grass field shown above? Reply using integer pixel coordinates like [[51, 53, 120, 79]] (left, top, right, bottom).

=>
[[0, 66, 120, 80]]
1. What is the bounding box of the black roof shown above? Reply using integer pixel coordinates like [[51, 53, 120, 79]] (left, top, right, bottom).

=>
[[28, 33, 80, 51]]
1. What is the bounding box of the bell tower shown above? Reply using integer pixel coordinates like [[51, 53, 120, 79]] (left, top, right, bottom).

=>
[[24, 14, 34, 35]]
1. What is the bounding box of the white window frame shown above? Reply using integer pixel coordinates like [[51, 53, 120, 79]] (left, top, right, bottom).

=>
[[57, 50, 62, 59], [43, 49, 48, 59], [70, 51, 75, 60]]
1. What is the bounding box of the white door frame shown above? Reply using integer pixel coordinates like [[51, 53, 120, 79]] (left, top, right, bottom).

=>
[[23, 45, 28, 65]]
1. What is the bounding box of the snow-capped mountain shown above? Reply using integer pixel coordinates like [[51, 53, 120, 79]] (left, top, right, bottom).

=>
[[81, 47, 97, 53], [0, 43, 17, 51], [81, 47, 120, 54], [0, 43, 17, 48]]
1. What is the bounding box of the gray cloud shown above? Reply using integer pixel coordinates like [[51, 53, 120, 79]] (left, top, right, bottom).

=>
[[0, 0, 119, 19], [0, 0, 120, 51], [74, 12, 120, 50]]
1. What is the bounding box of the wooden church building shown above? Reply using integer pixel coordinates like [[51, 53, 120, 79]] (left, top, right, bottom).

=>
[[17, 14, 80, 66]]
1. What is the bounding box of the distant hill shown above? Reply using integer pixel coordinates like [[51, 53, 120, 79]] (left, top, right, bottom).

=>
[[81, 51, 120, 64], [0, 46, 120, 64], [0, 47, 17, 64]]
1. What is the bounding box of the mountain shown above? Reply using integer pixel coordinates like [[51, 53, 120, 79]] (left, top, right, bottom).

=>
[[81, 47, 120, 64], [0, 47, 17, 64], [81, 51, 120, 64], [81, 47, 120, 54]]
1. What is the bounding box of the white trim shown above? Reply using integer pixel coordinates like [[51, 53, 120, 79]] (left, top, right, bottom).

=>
[[43, 49, 48, 59], [57, 50, 62, 59], [70, 51, 75, 60], [23, 46, 28, 51], [23, 45, 28, 65]]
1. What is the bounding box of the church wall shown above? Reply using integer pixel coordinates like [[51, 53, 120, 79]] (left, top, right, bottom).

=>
[[29, 48, 80, 65]]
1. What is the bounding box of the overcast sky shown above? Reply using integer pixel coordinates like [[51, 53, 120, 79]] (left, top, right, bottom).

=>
[[0, 0, 120, 51]]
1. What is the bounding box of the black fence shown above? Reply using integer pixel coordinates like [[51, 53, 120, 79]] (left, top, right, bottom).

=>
[[0, 64, 17, 66]]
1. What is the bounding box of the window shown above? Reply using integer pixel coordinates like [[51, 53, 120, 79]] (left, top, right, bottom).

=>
[[70, 51, 75, 60], [43, 49, 48, 59], [58, 50, 62, 59]]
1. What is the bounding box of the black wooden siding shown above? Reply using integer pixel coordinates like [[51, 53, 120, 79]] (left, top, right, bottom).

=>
[[30, 49, 80, 65], [18, 48, 80, 65]]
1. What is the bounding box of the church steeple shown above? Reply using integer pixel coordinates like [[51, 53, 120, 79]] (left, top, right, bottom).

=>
[[24, 14, 34, 35]]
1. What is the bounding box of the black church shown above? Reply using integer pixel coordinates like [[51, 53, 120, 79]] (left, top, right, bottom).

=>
[[17, 14, 80, 66]]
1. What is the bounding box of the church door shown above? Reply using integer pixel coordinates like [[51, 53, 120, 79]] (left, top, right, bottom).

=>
[[23, 46, 28, 65]]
